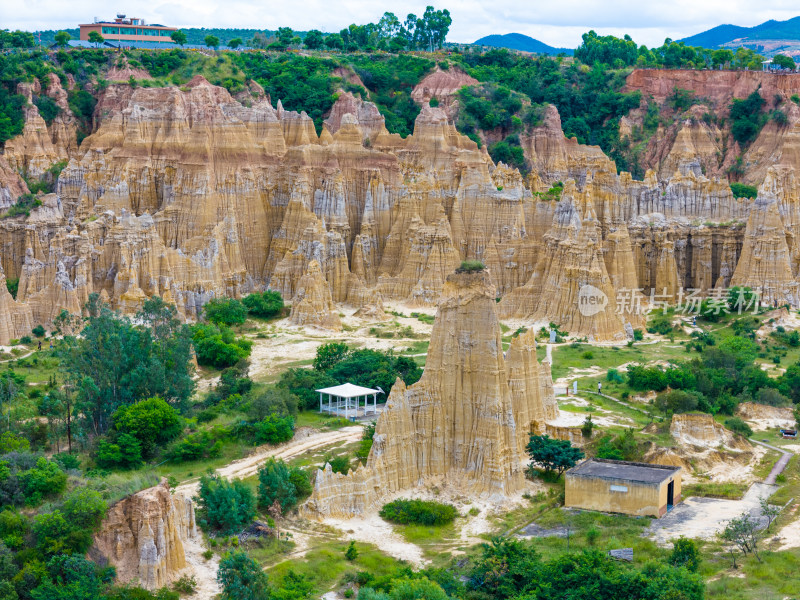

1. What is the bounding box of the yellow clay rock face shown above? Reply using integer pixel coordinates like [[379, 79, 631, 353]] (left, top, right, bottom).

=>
[[289, 260, 342, 330], [303, 269, 557, 518], [93, 480, 197, 591]]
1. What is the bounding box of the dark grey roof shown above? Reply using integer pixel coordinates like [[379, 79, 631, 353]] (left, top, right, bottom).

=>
[[568, 459, 680, 484]]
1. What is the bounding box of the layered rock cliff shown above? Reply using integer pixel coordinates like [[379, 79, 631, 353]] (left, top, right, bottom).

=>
[[303, 268, 558, 518], [1, 73, 800, 340], [93, 480, 197, 590]]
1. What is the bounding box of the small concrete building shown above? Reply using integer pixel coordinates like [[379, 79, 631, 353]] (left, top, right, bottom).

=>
[[565, 459, 681, 518]]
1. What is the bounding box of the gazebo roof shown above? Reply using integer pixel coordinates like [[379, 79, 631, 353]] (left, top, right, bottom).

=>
[[315, 383, 381, 398]]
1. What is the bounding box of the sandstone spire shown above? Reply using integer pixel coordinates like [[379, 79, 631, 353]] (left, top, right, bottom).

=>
[[303, 267, 557, 518], [730, 192, 799, 306], [289, 260, 342, 330], [93, 480, 197, 591]]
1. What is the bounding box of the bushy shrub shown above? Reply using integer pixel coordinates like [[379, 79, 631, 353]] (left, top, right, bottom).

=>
[[257, 458, 308, 513], [730, 183, 758, 199], [217, 551, 270, 600], [627, 364, 668, 391], [196, 475, 255, 534], [328, 454, 351, 475], [202, 298, 247, 327], [251, 414, 294, 445], [32, 325, 45, 337], [756, 387, 790, 407], [457, 260, 485, 273], [249, 387, 299, 419], [166, 430, 223, 462], [192, 323, 252, 369], [277, 367, 338, 410], [112, 397, 182, 458], [379, 498, 458, 526], [95, 433, 143, 469], [242, 291, 284, 318], [654, 390, 702, 415], [19, 458, 67, 505], [725, 416, 753, 438], [596, 429, 641, 461]]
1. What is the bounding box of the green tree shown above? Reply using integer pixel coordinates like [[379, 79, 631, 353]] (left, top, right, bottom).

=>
[[250, 387, 298, 419], [60, 295, 194, 435], [730, 90, 767, 147], [0, 540, 18, 581], [31, 555, 103, 600], [711, 48, 734, 68], [669, 536, 700, 572], [303, 30, 324, 50], [345, 541, 358, 561], [196, 475, 255, 535], [526, 435, 584, 478], [19, 459, 67, 505], [203, 298, 247, 327], [277, 368, 337, 410], [313, 342, 349, 371], [324, 33, 344, 50], [241, 291, 283, 318], [773, 54, 796, 70], [257, 458, 297, 513], [112, 397, 182, 458], [53, 32, 70, 48], [170, 30, 187, 46], [192, 323, 251, 369], [32, 511, 71, 557], [87, 31, 104, 47], [95, 433, 142, 469], [252, 414, 294, 444], [205, 35, 220, 50], [276, 27, 294, 48], [228, 38, 243, 49], [217, 551, 270, 600]]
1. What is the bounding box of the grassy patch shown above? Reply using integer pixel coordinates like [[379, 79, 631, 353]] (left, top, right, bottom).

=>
[[682, 482, 749, 499], [267, 540, 403, 595]]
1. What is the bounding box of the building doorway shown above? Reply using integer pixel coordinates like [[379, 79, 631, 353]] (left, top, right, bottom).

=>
[[667, 480, 675, 511]]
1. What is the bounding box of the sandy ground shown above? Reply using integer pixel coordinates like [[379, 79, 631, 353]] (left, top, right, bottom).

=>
[[548, 402, 634, 428], [649, 483, 777, 545], [776, 504, 800, 550], [180, 525, 221, 600], [326, 513, 427, 566], [247, 304, 433, 381]]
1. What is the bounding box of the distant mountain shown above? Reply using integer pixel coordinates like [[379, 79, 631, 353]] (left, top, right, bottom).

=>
[[679, 16, 800, 48], [472, 33, 573, 55]]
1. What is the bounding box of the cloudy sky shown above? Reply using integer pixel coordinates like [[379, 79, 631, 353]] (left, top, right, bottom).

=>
[[3, 0, 799, 47]]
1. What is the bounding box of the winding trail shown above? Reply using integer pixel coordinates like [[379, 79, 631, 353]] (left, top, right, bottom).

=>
[[175, 426, 364, 599], [751, 439, 793, 485]]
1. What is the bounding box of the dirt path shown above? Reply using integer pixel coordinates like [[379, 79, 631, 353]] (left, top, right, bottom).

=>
[[175, 426, 363, 498], [175, 426, 364, 597], [751, 440, 792, 485]]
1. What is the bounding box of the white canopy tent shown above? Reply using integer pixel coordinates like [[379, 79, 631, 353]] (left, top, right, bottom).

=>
[[316, 383, 382, 419]]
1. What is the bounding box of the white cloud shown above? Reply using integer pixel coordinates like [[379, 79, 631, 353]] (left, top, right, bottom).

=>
[[3, 0, 799, 48]]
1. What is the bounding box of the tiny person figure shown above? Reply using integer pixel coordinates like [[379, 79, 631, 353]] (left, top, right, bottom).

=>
[[598, 381, 602, 394], [37, 341, 41, 351]]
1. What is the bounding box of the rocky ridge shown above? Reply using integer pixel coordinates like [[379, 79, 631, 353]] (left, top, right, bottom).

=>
[[1, 73, 800, 343]]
